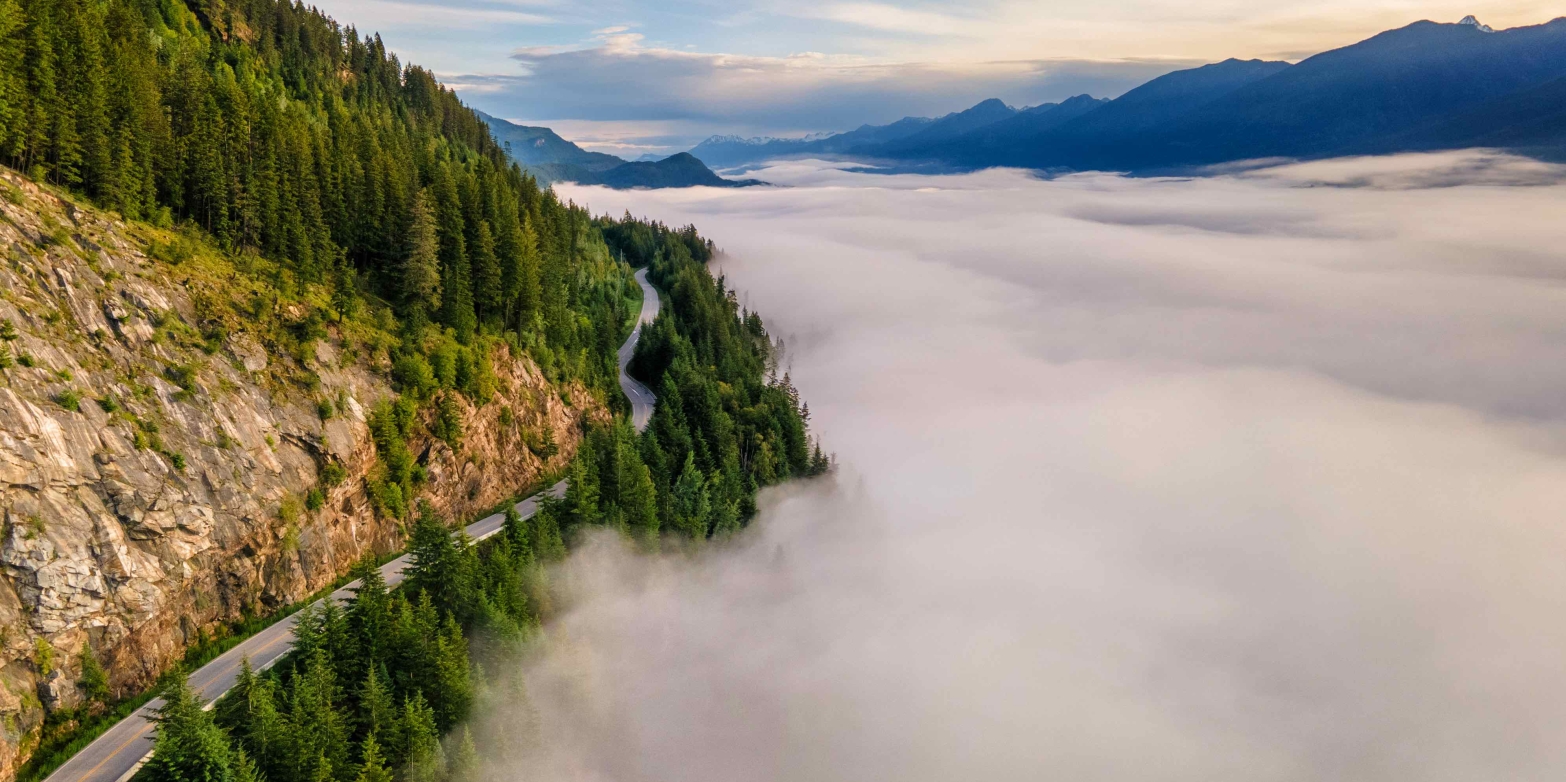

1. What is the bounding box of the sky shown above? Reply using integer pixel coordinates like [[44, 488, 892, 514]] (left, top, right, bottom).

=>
[[454, 151, 1566, 780], [305, 0, 1563, 155]]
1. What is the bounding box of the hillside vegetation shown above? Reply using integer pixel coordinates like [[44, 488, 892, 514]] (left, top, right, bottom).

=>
[[0, 0, 630, 386]]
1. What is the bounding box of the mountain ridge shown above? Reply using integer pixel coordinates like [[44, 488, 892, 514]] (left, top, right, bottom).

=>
[[685, 16, 1566, 174]]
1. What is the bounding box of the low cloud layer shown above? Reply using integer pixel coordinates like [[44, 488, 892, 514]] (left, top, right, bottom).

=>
[[480, 152, 1566, 780]]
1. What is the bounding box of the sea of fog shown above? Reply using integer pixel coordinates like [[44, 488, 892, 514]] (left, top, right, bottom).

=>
[[489, 152, 1566, 781]]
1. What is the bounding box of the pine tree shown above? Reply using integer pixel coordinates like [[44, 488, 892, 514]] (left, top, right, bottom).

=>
[[399, 693, 442, 782], [285, 650, 350, 782], [448, 727, 478, 782], [291, 602, 323, 662], [514, 218, 543, 333], [563, 455, 599, 529], [403, 505, 469, 620], [353, 732, 393, 782], [619, 442, 660, 536], [357, 667, 395, 741], [501, 506, 531, 564], [469, 219, 499, 321], [432, 167, 475, 342], [21, 0, 60, 180], [232, 748, 263, 782], [402, 188, 442, 316], [59, 0, 108, 193], [227, 666, 286, 782], [319, 600, 355, 677], [672, 451, 710, 539], [0, 0, 25, 158], [531, 496, 567, 562], [429, 614, 472, 729], [347, 558, 392, 676], [143, 672, 235, 782]]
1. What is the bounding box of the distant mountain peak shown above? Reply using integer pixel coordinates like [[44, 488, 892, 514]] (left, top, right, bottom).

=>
[[1458, 15, 1494, 32], [972, 97, 1012, 110]]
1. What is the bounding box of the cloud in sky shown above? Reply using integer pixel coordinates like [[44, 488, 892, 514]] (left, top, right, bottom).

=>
[[801, 2, 991, 36], [461, 152, 1566, 781], [455, 37, 1185, 144], [309, 0, 556, 30]]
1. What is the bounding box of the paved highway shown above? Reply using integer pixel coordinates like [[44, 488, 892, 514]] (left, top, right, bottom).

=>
[[619, 268, 661, 432], [47, 268, 662, 782]]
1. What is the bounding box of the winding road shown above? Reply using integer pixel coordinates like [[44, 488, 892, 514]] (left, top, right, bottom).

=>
[[619, 268, 662, 431], [44, 269, 661, 782]]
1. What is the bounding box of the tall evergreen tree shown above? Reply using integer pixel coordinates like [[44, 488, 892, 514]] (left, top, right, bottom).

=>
[[402, 188, 442, 316], [672, 452, 711, 539], [357, 668, 395, 742], [403, 505, 471, 622], [469, 219, 500, 321], [448, 727, 478, 782], [399, 694, 441, 782], [0, 0, 23, 158], [352, 733, 393, 782], [143, 673, 235, 782]]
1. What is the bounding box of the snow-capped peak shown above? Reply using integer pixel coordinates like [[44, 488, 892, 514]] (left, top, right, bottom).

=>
[[698, 134, 783, 147], [697, 132, 835, 147], [1458, 15, 1494, 32]]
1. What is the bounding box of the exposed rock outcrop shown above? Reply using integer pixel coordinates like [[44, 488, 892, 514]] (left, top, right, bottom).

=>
[[0, 171, 596, 781]]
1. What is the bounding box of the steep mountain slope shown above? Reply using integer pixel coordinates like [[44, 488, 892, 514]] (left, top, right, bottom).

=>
[[687, 100, 1022, 169], [1017, 95, 1109, 128], [474, 111, 623, 172], [0, 172, 594, 782], [871, 94, 1107, 163], [877, 58, 1290, 169], [1056, 59, 1291, 138], [1383, 73, 1566, 158], [1130, 17, 1566, 167], [881, 99, 1019, 147], [817, 117, 937, 149], [999, 17, 1566, 171]]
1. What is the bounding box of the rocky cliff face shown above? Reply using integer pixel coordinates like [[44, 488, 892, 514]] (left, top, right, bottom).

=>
[[0, 171, 595, 781]]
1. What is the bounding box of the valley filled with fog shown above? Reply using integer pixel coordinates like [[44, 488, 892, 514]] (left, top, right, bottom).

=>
[[493, 153, 1566, 781]]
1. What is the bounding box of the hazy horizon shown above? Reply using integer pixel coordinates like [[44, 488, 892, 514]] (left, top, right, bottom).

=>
[[302, 1, 1563, 155]]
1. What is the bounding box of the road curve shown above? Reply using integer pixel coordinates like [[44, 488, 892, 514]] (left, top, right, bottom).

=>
[[46, 271, 664, 782], [619, 268, 661, 432]]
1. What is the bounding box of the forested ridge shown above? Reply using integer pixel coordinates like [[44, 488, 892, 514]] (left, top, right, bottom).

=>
[[1, 1, 824, 781], [594, 215, 829, 537], [0, 0, 629, 390]]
